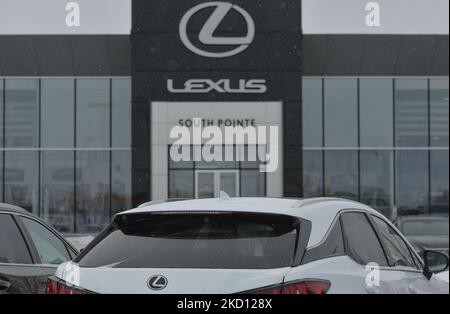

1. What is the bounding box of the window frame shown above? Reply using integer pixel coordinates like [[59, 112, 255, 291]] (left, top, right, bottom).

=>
[[367, 214, 423, 271], [14, 213, 77, 266], [301, 214, 346, 265], [0, 212, 35, 266], [339, 209, 390, 267]]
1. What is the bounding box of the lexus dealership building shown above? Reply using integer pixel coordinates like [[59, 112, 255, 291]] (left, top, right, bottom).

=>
[[0, 0, 448, 233]]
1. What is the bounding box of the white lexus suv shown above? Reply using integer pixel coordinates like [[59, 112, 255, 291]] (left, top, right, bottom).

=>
[[47, 197, 449, 294]]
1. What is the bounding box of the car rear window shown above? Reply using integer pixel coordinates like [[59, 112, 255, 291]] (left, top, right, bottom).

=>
[[75, 212, 300, 269]]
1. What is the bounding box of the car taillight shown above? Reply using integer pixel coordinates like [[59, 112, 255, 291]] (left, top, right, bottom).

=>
[[46, 277, 91, 295], [245, 280, 331, 295]]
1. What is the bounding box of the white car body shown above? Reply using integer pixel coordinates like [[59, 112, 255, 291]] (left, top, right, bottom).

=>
[[53, 197, 449, 294]]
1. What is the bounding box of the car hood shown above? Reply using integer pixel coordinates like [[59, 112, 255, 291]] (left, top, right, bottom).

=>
[[406, 235, 449, 250], [55, 262, 289, 294]]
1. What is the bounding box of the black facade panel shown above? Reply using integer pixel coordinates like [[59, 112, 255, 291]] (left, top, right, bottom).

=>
[[360, 36, 400, 75], [0, 35, 130, 76], [303, 35, 449, 76], [132, 71, 302, 102], [133, 0, 301, 33], [132, 33, 302, 72], [431, 37, 449, 76], [395, 36, 438, 76], [132, 0, 303, 201]]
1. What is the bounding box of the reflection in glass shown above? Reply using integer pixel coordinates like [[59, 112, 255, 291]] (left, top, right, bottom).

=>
[[41, 79, 74, 148], [324, 79, 358, 147], [112, 78, 132, 148], [396, 151, 428, 215], [112, 151, 132, 214], [197, 172, 215, 199], [240, 170, 265, 197], [430, 79, 449, 147], [220, 172, 238, 197], [360, 79, 394, 147], [303, 78, 323, 147], [76, 151, 110, 233], [360, 151, 393, 218], [4, 151, 39, 214], [169, 170, 194, 199], [430, 150, 449, 215], [5, 79, 39, 148], [324, 151, 358, 200], [302, 151, 323, 198], [395, 79, 428, 147], [76, 79, 109, 148], [41, 151, 75, 233]]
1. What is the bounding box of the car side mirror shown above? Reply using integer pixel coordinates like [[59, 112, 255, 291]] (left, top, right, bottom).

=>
[[423, 250, 449, 280]]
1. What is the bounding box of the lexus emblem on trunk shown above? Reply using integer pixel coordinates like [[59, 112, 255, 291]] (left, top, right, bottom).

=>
[[179, 2, 255, 58], [148, 275, 168, 290]]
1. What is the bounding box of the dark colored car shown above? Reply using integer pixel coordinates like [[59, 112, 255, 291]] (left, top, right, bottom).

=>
[[0, 203, 78, 294], [394, 216, 449, 258]]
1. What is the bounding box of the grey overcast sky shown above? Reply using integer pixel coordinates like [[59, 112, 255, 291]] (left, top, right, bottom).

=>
[[0, 0, 448, 34]]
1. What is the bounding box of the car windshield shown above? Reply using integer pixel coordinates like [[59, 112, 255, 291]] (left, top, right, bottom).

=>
[[401, 219, 449, 237], [75, 212, 300, 269]]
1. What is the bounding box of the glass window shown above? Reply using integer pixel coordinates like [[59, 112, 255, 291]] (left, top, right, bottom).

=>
[[4, 151, 39, 215], [41, 79, 74, 148], [169, 170, 194, 199], [41, 151, 75, 233], [5, 79, 39, 148], [302, 219, 345, 264], [75, 151, 110, 233], [76, 79, 110, 148], [324, 79, 358, 147], [112, 151, 133, 214], [196, 145, 239, 169], [20, 216, 71, 265], [76, 213, 299, 269], [341, 212, 388, 266], [324, 151, 358, 200], [360, 79, 394, 147], [360, 151, 394, 218], [240, 170, 265, 197], [430, 79, 449, 147], [430, 150, 449, 215], [303, 78, 323, 147], [396, 151, 428, 215], [112, 78, 131, 148], [371, 216, 417, 269], [395, 79, 428, 147], [303, 150, 323, 197], [0, 79, 3, 148], [0, 213, 32, 264]]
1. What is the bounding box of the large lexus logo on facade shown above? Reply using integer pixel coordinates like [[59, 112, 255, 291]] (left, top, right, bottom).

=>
[[179, 2, 255, 58]]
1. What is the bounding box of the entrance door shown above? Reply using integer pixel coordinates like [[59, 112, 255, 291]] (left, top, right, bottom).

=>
[[195, 170, 239, 199]]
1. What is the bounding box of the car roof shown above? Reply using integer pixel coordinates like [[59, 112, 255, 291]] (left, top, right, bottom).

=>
[[0, 202, 29, 214], [121, 197, 382, 248]]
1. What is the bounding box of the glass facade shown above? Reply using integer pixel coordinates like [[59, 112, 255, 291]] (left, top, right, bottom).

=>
[[168, 145, 266, 199], [0, 78, 132, 233], [303, 77, 449, 219]]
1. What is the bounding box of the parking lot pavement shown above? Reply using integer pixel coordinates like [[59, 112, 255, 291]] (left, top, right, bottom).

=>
[[64, 234, 95, 251]]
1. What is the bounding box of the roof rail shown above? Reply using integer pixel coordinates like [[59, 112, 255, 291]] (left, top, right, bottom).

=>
[[138, 198, 190, 208], [292, 197, 362, 208]]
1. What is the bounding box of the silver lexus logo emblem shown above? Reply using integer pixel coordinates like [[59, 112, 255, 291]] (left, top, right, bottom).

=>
[[147, 275, 168, 291], [179, 2, 255, 58]]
